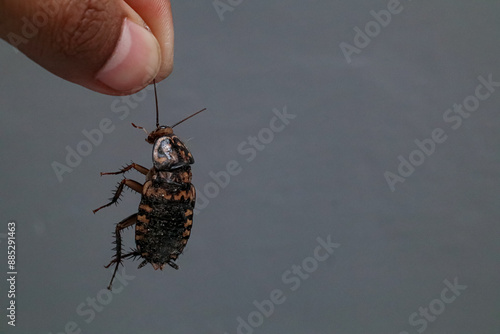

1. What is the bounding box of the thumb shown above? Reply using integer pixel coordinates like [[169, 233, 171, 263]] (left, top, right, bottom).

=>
[[0, 0, 174, 95]]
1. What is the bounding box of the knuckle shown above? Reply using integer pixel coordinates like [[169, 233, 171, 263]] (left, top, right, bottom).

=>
[[53, 0, 121, 65]]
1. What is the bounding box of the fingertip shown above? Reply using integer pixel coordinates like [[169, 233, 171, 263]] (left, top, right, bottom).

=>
[[95, 18, 160, 94]]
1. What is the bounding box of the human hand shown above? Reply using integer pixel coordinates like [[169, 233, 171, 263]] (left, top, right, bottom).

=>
[[0, 0, 174, 95]]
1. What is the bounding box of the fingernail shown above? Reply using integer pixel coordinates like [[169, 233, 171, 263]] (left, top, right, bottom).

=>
[[96, 18, 160, 92]]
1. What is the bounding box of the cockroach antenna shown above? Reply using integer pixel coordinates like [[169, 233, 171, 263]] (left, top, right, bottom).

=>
[[154, 79, 159, 128], [171, 108, 207, 128], [130, 79, 159, 133], [131, 81, 206, 132]]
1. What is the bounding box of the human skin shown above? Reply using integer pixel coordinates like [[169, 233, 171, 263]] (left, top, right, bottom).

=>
[[0, 0, 174, 95]]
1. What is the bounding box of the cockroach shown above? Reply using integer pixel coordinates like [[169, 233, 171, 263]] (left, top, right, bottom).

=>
[[93, 82, 205, 290]]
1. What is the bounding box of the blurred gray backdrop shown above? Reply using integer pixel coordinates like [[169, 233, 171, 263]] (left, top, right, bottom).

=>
[[1, 1, 499, 333]]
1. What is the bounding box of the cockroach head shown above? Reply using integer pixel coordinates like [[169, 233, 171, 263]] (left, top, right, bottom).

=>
[[146, 126, 173, 144], [151, 129, 194, 170]]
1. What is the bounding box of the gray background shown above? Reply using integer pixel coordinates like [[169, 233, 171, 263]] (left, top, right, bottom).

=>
[[1, 1, 499, 333]]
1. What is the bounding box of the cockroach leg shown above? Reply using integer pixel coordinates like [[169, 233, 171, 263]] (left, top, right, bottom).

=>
[[92, 179, 143, 214], [100, 162, 149, 176], [105, 213, 139, 290]]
